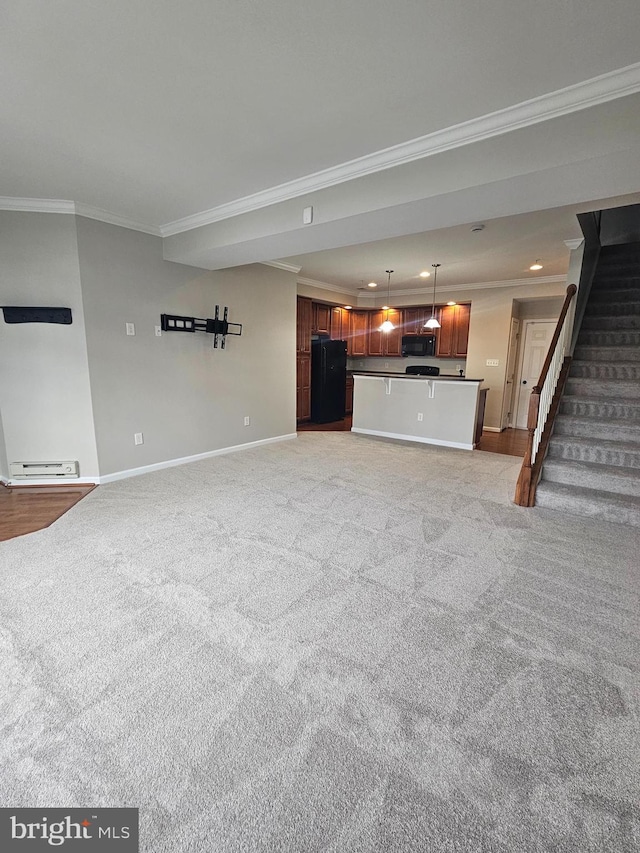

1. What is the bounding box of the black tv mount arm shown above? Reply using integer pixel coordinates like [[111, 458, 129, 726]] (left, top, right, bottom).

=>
[[160, 307, 242, 349]]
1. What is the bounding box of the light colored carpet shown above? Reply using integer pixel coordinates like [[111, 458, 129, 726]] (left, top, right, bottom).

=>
[[1, 433, 639, 852]]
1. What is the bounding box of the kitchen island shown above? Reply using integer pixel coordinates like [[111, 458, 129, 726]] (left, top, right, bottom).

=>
[[351, 371, 487, 450]]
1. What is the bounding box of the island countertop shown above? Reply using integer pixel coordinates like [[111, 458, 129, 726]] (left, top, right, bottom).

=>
[[350, 370, 485, 382]]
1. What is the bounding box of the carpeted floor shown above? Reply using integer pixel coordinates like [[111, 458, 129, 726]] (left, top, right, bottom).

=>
[[1, 433, 639, 852]]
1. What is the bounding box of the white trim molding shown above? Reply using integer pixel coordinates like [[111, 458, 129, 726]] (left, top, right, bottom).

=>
[[262, 260, 302, 274], [0, 198, 161, 236], [564, 238, 585, 250], [160, 62, 640, 237], [98, 433, 297, 484], [351, 427, 473, 451]]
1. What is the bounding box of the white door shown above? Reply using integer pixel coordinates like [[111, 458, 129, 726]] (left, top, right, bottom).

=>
[[515, 321, 556, 429], [501, 318, 520, 429]]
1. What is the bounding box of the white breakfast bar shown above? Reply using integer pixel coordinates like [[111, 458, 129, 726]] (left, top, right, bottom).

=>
[[351, 372, 488, 450]]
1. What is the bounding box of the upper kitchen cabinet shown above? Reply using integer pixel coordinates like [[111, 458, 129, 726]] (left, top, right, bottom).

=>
[[368, 310, 402, 356], [312, 302, 331, 336], [402, 307, 429, 335], [330, 306, 350, 341], [436, 303, 471, 358], [348, 310, 368, 357]]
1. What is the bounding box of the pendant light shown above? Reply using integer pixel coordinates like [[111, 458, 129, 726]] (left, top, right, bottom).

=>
[[424, 263, 441, 329], [379, 270, 395, 333]]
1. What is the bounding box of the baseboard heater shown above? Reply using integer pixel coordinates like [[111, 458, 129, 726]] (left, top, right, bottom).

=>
[[9, 461, 79, 479]]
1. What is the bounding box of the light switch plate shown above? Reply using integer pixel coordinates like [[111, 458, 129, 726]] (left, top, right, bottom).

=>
[[486, 358, 499, 366]]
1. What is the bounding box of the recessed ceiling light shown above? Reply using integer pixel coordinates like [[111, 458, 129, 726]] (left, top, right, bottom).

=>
[[530, 260, 543, 270], [367, 281, 377, 287], [419, 271, 430, 278], [447, 301, 457, 306]]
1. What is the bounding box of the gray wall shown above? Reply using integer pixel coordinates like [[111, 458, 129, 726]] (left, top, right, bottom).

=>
[[0, 212, 100, 478], [76, 217, 296, 477]]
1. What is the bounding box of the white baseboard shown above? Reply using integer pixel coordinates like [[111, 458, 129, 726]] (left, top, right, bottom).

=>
[[351, 427, 473, 451], [482, 426, 503, 433], [2, 476, 97, 487], [98, 433, 298, 484]]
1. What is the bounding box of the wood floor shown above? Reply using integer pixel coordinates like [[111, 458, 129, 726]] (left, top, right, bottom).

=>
[[298, 418, 528, 457], [0, 426, 526, 542], [0, 484, 96, 542]]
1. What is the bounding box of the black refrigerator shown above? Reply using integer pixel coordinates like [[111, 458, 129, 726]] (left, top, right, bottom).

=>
[[310, 338, 348, 423]]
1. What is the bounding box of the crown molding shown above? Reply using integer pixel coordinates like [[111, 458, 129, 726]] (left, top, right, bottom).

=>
[[160, 62, 640, 237], [0, 197, 161, 236], [296, 276, 354, 296], [390, 274, 566, 297], [261, 260, 302, 274], [563, 238, 584, 250], [0, 197, 76, 214], [74, 203, 161, 236]]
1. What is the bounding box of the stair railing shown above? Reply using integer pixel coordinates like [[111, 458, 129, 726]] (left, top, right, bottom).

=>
[[514, 283, 577, 507]]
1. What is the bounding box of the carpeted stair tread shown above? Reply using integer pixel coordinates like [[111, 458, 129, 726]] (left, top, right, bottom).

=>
[[569, 361, 640, 380], [553, 415, 640, 443], [547, 435, 640, 468], [584, 302, 640, 318], [565, 377, 640, 399], [572, 346, 640, 362], [559, 395, 640, 421], [581, 315, 640, 330], [535, 481, 640, 527], [541, 458, 640, 497], [577, 330, 640, 346], [587, 287, 640, 302]]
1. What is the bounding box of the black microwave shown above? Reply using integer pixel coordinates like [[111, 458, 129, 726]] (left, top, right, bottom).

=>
[[401, 334, 436, 357]]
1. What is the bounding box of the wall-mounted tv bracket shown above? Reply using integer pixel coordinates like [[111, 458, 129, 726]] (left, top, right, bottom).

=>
[[160, 307, 242, 349]]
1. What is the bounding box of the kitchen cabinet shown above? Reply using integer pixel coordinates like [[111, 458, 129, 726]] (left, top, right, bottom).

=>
[[330, 306, 350, 341], [297, 297, 312, 354], [296, 354, 311, 422], [367, 309, 402, 356], [312, 302, 331, 335], [436, 303, 470, 358], [348, 310, 368, 356], [402, 307, 429, 335], [345, 375, 354, 414]]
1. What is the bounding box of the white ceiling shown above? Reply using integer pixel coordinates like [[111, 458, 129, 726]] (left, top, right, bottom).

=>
[[3, 1, 640, 280]]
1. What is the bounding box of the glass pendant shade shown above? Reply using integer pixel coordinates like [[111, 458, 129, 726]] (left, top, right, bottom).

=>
[[379, 270, 395, 332], [424, 316, 440, 329]]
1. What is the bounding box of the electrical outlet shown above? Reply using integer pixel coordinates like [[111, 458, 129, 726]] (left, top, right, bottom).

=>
[[243, 416, 250, 426], [486, 358, 499, 366], [126, 322, 135, 336], [417, 412, 423, 422], [155, 326, 162, 337], [134, 432, 144, 445], [384, 362, 389, 369]]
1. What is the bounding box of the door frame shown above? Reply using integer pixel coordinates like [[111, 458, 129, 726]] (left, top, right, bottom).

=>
[[514, 319, 557, 429]]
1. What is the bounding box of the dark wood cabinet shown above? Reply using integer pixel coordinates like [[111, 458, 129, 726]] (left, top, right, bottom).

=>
[[296, 354, 311, 422], [368, 309, 401, 356], [330, 306, 349, 341], [297, 297, 312, 354], [345, 375, 354, 414], [402, 307, 428, 335], [312, 302, 331, 335], [348, 311, 368, 356], [436, 303, 470, 358]]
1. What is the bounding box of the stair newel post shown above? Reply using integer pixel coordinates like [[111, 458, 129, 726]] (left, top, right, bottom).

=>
[[515, 391, 539, 506]]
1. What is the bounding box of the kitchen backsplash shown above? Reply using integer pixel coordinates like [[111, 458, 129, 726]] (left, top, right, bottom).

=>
[[348, 356, 467, 375]]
